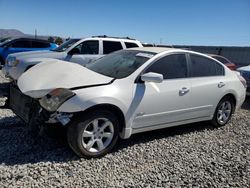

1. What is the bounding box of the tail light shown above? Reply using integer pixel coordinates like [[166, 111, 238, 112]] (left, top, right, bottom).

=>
[[236, 73, 247, 88]]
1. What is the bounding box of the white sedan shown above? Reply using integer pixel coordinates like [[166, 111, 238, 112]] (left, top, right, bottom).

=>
[[10, 47, 246, 158]]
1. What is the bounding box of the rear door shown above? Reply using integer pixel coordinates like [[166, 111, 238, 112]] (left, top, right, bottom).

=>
[[132, 53, 193, 128], [187, 53, 226, 118]]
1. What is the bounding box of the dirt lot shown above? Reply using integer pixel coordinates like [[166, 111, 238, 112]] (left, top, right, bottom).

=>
[[0, 72, 249, 187]]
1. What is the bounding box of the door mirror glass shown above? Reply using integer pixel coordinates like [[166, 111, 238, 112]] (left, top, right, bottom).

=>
[[141, 72, 163, 83]]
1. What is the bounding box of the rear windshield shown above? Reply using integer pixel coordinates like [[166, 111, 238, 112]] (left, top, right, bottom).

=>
[[86, 50, 156, 79]]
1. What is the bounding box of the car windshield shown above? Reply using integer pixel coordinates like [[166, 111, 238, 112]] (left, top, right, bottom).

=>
[[86, 50, 156, 79], [0, 40, 11, 47], [51, 39, 80, 52]]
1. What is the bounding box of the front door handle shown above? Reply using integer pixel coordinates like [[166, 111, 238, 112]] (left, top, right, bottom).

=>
[[218, 82, 225, 88], [179, 87, 190, 95]]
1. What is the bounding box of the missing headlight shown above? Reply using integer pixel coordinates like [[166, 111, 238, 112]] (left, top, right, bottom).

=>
[[39, 88, 75, 112]]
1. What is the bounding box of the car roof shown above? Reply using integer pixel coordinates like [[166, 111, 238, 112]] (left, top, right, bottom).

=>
[[128, 47, 176, 54], [11, 37, 51, 43]]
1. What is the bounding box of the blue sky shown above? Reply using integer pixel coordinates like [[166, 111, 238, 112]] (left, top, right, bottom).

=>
[[0, 0, 249, 46]]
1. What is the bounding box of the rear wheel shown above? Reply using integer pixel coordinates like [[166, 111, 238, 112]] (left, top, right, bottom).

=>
[[211, 96, 235, 127], [67, 110, 119, 158]]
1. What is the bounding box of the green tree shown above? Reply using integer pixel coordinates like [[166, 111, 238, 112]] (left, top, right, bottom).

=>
[[48, 36, 54, 43], [55, 37, 63, 45]]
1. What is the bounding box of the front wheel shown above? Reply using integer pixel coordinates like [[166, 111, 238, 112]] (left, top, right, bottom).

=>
[[211, 96, 235, 127], [67, 110, 119, 158]]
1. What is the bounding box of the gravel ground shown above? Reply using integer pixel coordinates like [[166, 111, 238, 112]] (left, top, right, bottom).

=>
[[0, 71, 249, 188]]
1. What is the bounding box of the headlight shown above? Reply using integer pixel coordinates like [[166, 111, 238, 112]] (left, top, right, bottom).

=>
[[7, 56, 19, 67], [39, 88, 75, 111]]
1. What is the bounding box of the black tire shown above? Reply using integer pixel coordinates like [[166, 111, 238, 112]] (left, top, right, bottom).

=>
[[211, 96, 235, 127], [0, 56, 4, 66], [27, 113, 43, 138], [67, 110, 119, 158]]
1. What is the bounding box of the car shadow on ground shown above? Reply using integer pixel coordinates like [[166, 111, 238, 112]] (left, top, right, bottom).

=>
[[241, 96, 250, 110], [0, 97, 249, 165], [0, 82, 9, 97], [0, 114, 214, 166]]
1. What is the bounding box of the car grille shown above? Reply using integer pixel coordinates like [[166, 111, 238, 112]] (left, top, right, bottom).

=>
[[9, 86, 35, 123]]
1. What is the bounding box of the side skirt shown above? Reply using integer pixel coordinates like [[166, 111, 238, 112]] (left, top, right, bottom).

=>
[[131, 116, 212, 135]]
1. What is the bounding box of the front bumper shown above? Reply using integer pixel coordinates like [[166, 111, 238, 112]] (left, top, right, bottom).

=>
[[9, 85, 50, 124], [9, 86, 34, 123], [9, 85, 72, 126]]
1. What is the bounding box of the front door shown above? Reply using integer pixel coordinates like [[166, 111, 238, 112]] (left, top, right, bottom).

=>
[[66, 40, 101, 66], [132, 53, 193, 128]]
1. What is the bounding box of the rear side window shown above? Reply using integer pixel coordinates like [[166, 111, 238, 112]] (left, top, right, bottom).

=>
[[125, 42, 139, 48], [31, 41, 50, 48], [146, 54, 188, 79], [11, 40, 31, 48], [190, 55, 224, 77], [103, 41, 123, 54]]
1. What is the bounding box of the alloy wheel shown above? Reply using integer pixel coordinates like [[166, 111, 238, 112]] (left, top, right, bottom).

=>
[[217, 101, 232, 125], [81, 118, 114, 153]]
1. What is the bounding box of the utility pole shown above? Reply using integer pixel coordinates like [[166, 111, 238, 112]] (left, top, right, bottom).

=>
[[35, 29, 37, 39], [160, 38, 163, 44]]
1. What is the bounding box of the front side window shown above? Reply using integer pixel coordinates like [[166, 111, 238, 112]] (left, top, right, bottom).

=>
[[103, 41, 123, 54], [73, 40, 99, 54], [190, 54, 224, 77], [11, 40, 31, 48], [86, 50, 155, 79], [145, 54, 188, 79]]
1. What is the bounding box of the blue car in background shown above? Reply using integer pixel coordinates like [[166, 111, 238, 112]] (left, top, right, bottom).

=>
[[0, 38, 57, 65]]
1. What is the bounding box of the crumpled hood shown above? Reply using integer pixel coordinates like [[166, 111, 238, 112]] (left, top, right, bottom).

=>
[[17, 59, 113, 98]]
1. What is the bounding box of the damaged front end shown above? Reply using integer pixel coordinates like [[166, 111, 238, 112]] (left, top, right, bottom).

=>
[[9, 85, 73, 132], [9, 60, 114, 132]]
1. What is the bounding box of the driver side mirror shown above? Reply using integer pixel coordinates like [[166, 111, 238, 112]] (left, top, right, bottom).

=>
[[141, 72, 163, 83], [68, 48, 80, 55]]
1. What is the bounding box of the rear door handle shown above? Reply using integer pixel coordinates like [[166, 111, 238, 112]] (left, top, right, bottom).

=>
[[218, 82, 225, 88], [179, 87, 190, 95]]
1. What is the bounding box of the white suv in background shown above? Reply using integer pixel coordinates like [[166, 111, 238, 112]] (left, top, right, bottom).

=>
[[3, 36, 142, 80]]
